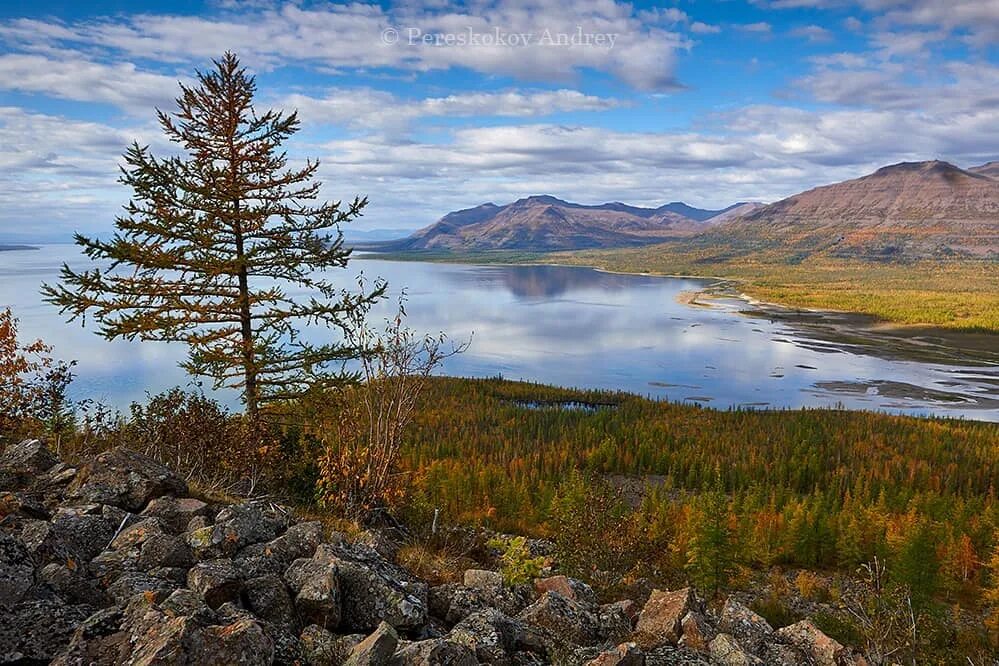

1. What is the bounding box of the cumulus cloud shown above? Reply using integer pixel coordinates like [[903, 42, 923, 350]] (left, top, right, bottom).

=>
[[283, 88, 622, 132], [0, 0, 694, 92], [0, 54, 186, 113]]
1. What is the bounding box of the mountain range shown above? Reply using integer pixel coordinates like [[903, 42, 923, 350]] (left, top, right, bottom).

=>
[[384, 197, 755, 251], [382, 160, 998, 258]]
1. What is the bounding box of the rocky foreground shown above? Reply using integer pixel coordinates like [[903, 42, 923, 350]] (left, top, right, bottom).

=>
[[0, 439, 866, 665]]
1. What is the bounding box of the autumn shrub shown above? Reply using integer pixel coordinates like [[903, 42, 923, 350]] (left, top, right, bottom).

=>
[[0, 308, 75, 442], [311, 295, 466, 521], [795, 570, 831, 602]]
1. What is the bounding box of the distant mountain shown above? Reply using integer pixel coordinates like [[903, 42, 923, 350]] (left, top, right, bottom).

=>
[[0, 244, 39, 252], [969, 161, 999, 179], [707, 161, 999, 259], [384, 196, 750, 251]]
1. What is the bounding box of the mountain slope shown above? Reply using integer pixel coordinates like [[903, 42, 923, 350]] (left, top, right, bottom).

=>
[[387, 197, 746, 251], [969, 161, 999, 179], [705, 161, 999, 259]]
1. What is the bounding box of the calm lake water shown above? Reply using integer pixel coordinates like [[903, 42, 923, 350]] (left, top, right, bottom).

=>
[[2, 245, 998, 422]]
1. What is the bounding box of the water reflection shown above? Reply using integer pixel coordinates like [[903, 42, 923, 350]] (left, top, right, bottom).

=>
[[1, 246, 996, 421]]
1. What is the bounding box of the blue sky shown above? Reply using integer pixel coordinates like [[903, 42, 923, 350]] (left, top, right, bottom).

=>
[[1, 0, 997, 241]]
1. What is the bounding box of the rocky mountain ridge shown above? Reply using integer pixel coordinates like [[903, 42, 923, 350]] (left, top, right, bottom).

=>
[[0, 438, 865, 665], [387, 197, 754, 252], [695, 160, 999, 259]]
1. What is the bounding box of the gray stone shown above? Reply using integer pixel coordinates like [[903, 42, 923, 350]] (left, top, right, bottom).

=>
[[245, 574, 297, 631], [708, 634, 763, 666], [187, 558, 243, 609], [285, 557, 341, 629], [0, 532, 34, 609], [517, 591, 602, 647], [65, 447, 187, 512], [343, 621, 399, 666], [141, 496, 209, 533], [717, 600, 773, 656]]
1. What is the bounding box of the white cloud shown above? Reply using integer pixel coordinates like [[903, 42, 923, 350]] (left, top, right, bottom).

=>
[[0, 1, 694, 92], [789, 25, 834, 42], [0, 54, 186, 113], [283, 88, 622, 132]]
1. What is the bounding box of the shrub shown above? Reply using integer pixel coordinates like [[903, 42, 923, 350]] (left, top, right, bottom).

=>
[[795, 570, 830, 602], [488, 535, 545, 586], [0, 308, 75, 441]]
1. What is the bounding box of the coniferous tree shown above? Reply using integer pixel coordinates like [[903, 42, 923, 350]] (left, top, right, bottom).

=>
[[686, 465, 737, 597], [44, 53, 384, 416]]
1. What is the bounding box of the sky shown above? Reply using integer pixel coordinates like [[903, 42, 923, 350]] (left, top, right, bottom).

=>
[[1, 0, 998, 242]]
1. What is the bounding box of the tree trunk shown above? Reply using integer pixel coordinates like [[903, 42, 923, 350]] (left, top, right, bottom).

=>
[[235, 227, 257, 418]]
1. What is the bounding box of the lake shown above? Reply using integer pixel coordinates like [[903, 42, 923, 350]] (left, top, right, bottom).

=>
[[2, 245, 997, 421]]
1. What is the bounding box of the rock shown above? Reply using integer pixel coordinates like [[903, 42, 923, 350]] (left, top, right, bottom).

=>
[[605, 598, 641, 625], [465, 568, 505, 593], [708, 634, 763, 666], [776, 619, 849, 666], [391, 637, 478, 665], [160, 587, 218, 625], [300, 625, 364, 666], [237, 520, 324, 578], [635, 588, 697, 648], [599, 603, 633, 644], [186, 500, 291, 559], [518, 591, 602, 647], [245, 574, 297, 631], [201, 618, 274, 665], [138, 533, 193, 570], [20, 519, 74, 566], [285, 557, 341, 629], [678, 611, 716, 653], [437, 582, 529, 625], [343, 621, 399, 666], [533, 575, 598, 605], [717, 599, 772, 656], [38, 562, 109, 606], [586, 642, 645, 666], [0, 598, 94, 663], [65, 447, 187, 512], [187, 558, 243, 609], [0, 532, 34, 609], [357, 527, 403, 562], [53, 606, 127, 666], [106, 570, 176, 603], [141, 496, 209, 533], [110, 517, 165, 550], [448, 608, 547, 664], [89, 547, 140, 585], [0, 439, 57, 488], [315, 542, 427, 632]]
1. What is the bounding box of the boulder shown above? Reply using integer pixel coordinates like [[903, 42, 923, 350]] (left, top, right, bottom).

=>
[[775, 619, 849, 666], [678, 611, 716, 653], [285, 557, 341, 629], [0, 439, 57, 488], [245, 574, 297, 631], [236, 520, 325, 578], [0, 597, 94, 663], [160, 588, 218, 625], [518, 591, 602, 647], [717, 599, 772, 656], [52, 606, 127, 666], [106, 571, 176, 604], [343, 621, 399, 666], [0, 532, 34, 609], [138, 533, 193, 570], [186, 500, 291, 559], [300, 625, 364, 666], [141, 496, 209, 534], [464, 568, 505, 593], [533, 575, 598, 605], [110, 517, 165, 550], [187, 558, 243, 609], [65, 447, 187, 512], [391, 637, 478, 665], [634, 588, 697, 648], [708, 634, 763, 666], [315, 542, 427, 632], [38, 562, 109, 606], [448, 608, 547, 664], [586, 642, 645, 666]]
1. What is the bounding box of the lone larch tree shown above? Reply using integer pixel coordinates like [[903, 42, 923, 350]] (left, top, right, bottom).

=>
[[44, 52, 385, 416]]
